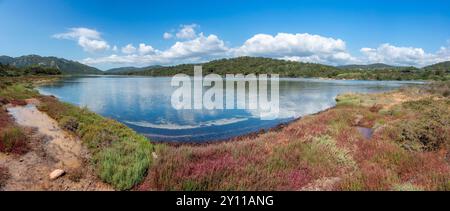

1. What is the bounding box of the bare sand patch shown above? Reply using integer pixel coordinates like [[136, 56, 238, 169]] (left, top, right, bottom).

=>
[[0, 101, 112, 191]]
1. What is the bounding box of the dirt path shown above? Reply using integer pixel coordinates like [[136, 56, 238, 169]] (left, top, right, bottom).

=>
[[0, 100, 112, 191]]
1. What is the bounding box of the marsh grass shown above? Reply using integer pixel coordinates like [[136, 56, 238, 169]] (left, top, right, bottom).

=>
[[0, 126, 29, 155], [0, 83, 38, 100]]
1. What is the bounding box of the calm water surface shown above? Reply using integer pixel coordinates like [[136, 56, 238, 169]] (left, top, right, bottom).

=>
[[38, 76, 422, 142]]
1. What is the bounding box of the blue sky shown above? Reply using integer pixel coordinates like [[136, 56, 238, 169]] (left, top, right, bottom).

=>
[[1, 0, 450, 69]]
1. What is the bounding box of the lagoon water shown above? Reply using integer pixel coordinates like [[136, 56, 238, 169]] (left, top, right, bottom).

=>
[[38, 76, 421, 142]]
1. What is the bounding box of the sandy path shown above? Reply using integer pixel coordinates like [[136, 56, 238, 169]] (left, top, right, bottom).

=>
[[8, 104, 82, 169], [0, 101, 112, 191]]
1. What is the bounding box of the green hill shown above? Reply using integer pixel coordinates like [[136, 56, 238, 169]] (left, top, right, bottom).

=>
[[127, 57, 340, 78], [124, 57, 449, 80], [423, 61, 450, 72], [0, 55, 102, 75]]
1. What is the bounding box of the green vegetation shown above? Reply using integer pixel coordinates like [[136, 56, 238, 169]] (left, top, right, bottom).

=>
[[0, 55, 102, 75], [37, 96, 154, 190], [0, 64, 62, 77], [0, 126, 29, 155], [338, 63, 410, 70], [424, 61, 450, 72], [0, 78, 154, 190], [119, 57, 450, 81], [0, 83, 39, 100], [390, 99, 449, 152], [106, 65, 162, 74]]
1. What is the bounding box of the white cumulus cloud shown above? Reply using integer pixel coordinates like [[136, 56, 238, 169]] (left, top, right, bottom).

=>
[[121, 44, 137, 54], [138, 43, 156, 55], [176, 24, 198, 39], [360, 43, 450, 67], [53, 27, 110, 52], [160, 33, 228, 60], [233, 33, 356, 65], [75, 24, 450, 68], [163, 32, 173, 40], [83, 33, 228, 66]]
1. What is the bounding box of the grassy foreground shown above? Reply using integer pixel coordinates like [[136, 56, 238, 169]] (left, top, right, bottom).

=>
[[0, 77, 154, 190]]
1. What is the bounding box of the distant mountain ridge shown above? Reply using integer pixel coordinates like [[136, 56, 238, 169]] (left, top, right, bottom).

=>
[[106, 65, 163, 74], [0, 55, 102, 74]]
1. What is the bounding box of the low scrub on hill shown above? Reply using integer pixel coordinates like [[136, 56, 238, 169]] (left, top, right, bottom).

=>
[[0, 64, 62, 77]]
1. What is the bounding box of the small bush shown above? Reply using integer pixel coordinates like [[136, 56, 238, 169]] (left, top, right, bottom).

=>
[[0, 126, 29, 154], [60, 116, 79, 132], [68, 168, 84, 183], [96, 139, 153, 190], [395, 99, 450, 151], [290, 136, 356, 177]]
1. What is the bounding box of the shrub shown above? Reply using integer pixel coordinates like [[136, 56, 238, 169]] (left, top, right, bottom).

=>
[[95, 137, 153, 190], [277, 136, 357, 177], [395, 99, 450, 151], [60, 116, 79, 132], [0, 126, 29, 154], [68, 168, 84, 183]]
